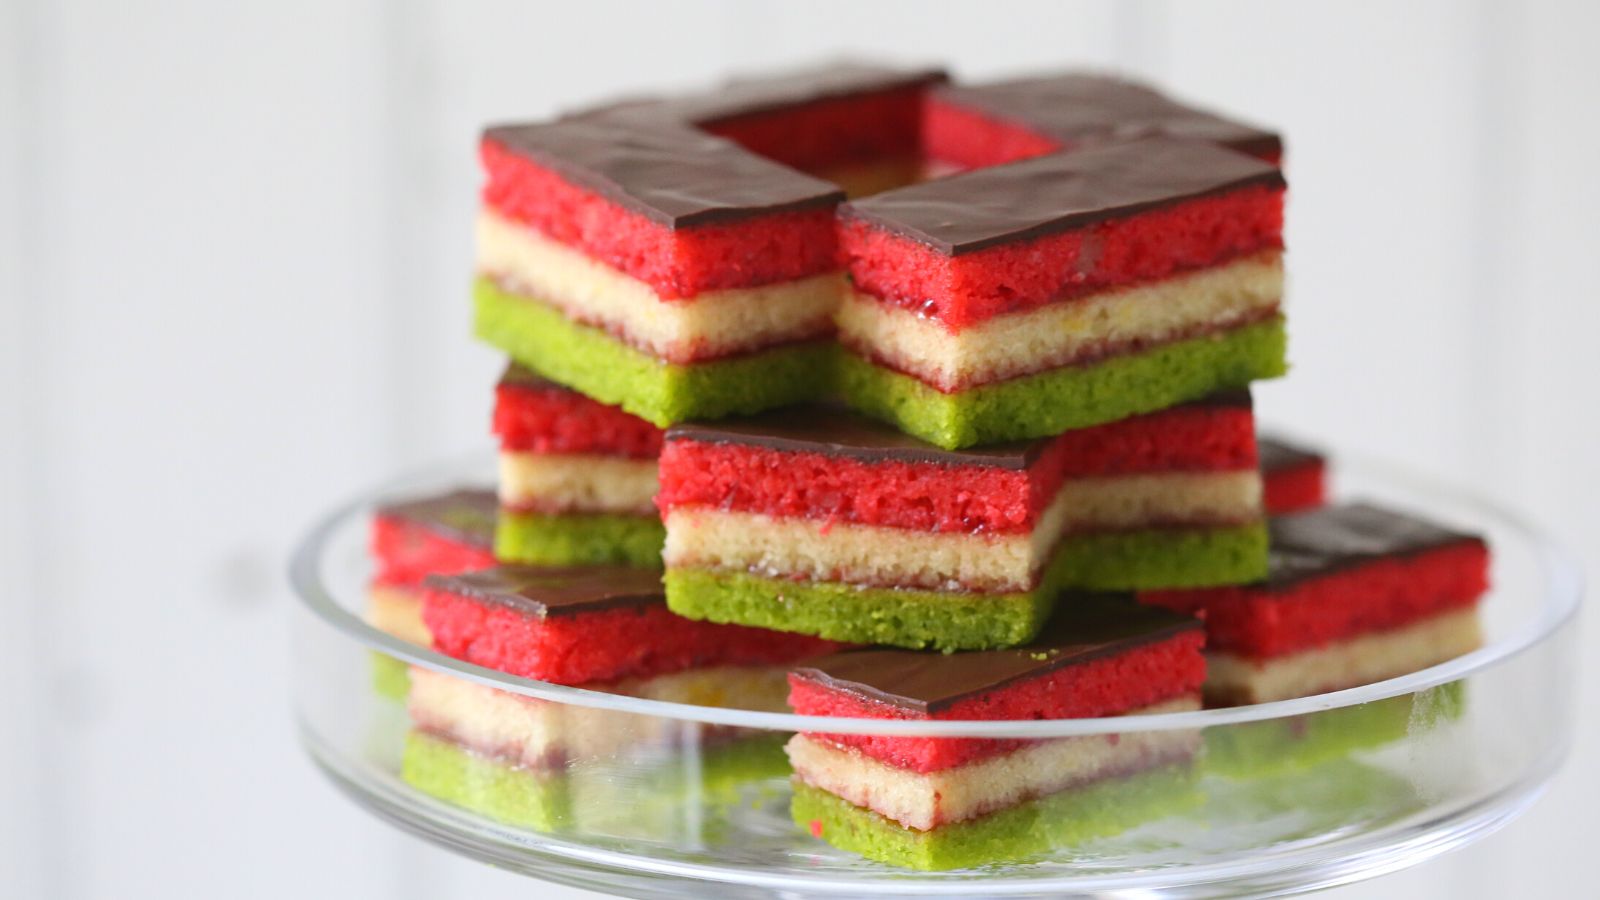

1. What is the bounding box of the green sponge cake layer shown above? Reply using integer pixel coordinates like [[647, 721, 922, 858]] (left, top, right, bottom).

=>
[[495, 509, 666, 568], [370, 652, 411, 701], [475, 277, 832, 426], [402, 731, 571, 832], [839, 317, 1287, 449], [666, 524, 1265, 651], [667, 567, 1051, 651], [791, 764, 1199, 871], [1204, 681, 1467, 778], [1051, 523, 1267, 591]]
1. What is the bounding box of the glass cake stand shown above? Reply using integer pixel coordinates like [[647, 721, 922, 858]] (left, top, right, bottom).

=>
[[290, 450, 1581, 899]]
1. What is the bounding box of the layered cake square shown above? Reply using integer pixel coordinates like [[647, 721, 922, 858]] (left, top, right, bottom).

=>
[[836, 138, 1288, 448], [493, 364, 665, 566], [1258, 434, 1328, 515], [787, 597, 1205, 869], [924, 72, 1281, 171], [661, 394, 1266, 650], [475, 65, 941, 426], [367, 488, 498, 650], [1144, 503, 1489, 704]]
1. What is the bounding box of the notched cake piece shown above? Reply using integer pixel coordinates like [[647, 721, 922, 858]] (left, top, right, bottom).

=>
[[786, 596, 1205, 869], [837, 137, 1288, 448], [660, 394, 1267, 651], [925, 71, 1281, 171], [475, 64, 944, 426], [421, 565, 837, 686], [1144, 502, 1489, 705], [493, 364, 665, 567], [1258, 434, 1328, 515], [368, 488, 498, 649]]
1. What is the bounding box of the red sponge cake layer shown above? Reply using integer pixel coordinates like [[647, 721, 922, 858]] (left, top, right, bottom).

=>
[[788, 597, 1203, 772], [494, 364, 663, 459], [422, 566, 836, 685], [659, 395, 1256, 536], [922, 98, 1062, 170], [841, 183, 1284, 329], [371, 489, 498, 586]]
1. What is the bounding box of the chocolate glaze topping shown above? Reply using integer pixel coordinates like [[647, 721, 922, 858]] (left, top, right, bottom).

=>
[[844, 137, 1286, 255], [650, 62, 947, 127], [666, 391, 1250, 470], [791, 595, 1200, 714], [1266, 502, 1485, 589], [423, 566, 664, 619], [934, 72, 1282, 159], [1257, 436, 1324, 475], [375, 489, 497, 550]]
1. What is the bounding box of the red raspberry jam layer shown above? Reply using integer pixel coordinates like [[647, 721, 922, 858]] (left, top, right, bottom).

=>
[[494, 379, 663, 459], [702, 87, 927, 174], [1143, 541, 1488, 659], [371, 517, 496, 587], [657, 402, 1255, 535], [788, 631, 1205, 773], [422, 587, 837, 686], [840, 186, 1284, 330], [1262, 459, 1327, 516], [482, 138, 838, 300]]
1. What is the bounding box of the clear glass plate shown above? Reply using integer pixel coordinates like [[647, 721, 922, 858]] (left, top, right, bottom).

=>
[[290, 451, 1581, 898]]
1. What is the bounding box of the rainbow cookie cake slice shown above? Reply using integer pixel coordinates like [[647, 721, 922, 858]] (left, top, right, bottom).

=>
[[1257, 434, 1327, 515], [836, 137, 1287, 448], [661, 394, 1266, 651], [368, 488, 498, 650], [1144, 503, 1488, 705], [493, 363, 665, 566], [475, 65, 941, 426], [787, 596, 1205, 870], [421, 565, 837, 686], [924, 71, 1281, 171]]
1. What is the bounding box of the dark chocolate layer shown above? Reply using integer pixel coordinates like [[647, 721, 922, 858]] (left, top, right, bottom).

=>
[[667, 391, 1249, 470], [844, 136, 1285, 255], [1266, 502, 1484, 589], [791, 595, 1200, 714], [934, 72, 1281, 159], [1257, 435, 1324, 476], [375, 489, 497, 550], [424, 566, 664, 619]]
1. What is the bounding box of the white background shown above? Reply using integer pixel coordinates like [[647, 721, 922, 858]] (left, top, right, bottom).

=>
[[2, 1, 1595, 897]]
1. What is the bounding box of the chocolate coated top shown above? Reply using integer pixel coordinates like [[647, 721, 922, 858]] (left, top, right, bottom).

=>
[[1257, 436, 1324, 475], [844, 137, 1285, 255], [935, 72, 1281, 158], [1266, 502, 1484, 589], [423, 566, 664, 619], [791, 595, 1200, 714], [375, 488, 497, 550], [485, 63, 947, 229], [666, 391, 1250, 470]]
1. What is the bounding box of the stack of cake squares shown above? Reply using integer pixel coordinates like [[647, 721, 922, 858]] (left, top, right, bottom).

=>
[[365, 63, 1491, 869]]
